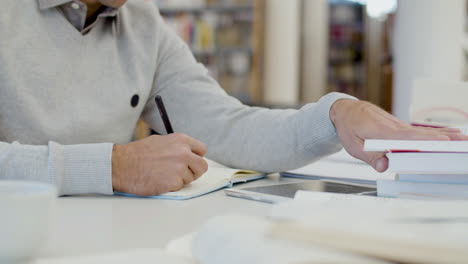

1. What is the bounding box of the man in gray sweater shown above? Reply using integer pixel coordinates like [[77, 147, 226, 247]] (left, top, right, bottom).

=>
[[0, 0, 465, 196]]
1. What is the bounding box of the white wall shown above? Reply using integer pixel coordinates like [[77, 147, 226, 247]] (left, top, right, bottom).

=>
[[393, 0, 466, 122]]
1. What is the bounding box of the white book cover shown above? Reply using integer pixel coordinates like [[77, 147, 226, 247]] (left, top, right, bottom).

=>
[[386, 152, 468, 174], [364, 125, 468, 153], [364, 140, 468, 153], [397, 173, 468, 184], [377, 179, 468, 199]]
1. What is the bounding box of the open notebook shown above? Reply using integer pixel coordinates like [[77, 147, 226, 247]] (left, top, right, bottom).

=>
[[116, 159, 265, 200]]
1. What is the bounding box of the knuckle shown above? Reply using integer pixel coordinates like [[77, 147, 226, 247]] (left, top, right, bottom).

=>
[[172, 133, 188, 142], [184, 177, 194, 185], [174, 162, 188, 175], [180, 149, 192, 161], [367, 153, 383, 166], [172, 179, 185, 191], [174, 146, 191, 162]]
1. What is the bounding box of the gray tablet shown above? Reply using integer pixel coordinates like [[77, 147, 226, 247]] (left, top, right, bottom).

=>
[[225, 180, 376, 203]]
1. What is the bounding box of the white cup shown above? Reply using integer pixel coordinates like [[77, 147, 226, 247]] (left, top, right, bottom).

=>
[[0, 181, 57, 263]]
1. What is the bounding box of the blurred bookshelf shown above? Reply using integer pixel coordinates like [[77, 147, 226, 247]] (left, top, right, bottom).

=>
[[327, 0, 395, 111], [154, 0, 265, 105], [328, 1, 366, 99], [135, 0, 395, 138], [135, 0, 265, 139]]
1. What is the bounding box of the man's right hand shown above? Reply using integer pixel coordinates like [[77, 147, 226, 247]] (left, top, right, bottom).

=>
[[111, 133, 208, 196]]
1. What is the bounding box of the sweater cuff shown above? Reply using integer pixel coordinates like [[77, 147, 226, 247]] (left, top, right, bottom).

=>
[[298, 92, 357, 153], [48, 142, 114, 196]]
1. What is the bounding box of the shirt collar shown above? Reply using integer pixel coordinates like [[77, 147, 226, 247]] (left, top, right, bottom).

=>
[[37, 0, 119, 17], [99, 6, 119, 17]]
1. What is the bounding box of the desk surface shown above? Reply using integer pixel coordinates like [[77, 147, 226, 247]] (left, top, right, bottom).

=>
[[39, 174, 302, 259]]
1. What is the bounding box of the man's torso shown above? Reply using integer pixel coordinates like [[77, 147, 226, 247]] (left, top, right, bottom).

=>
[[0, 0, 161, 145]]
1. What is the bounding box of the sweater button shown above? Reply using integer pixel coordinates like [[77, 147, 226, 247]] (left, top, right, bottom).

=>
[[131, 94, 139, 108]]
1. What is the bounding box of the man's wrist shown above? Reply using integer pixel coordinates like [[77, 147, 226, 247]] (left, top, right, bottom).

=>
[[112, 144, 123, 192], [330, 99, 355, 127]]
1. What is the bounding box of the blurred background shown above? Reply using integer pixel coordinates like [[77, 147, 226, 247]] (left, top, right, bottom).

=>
[[149, 0, 467, 122]]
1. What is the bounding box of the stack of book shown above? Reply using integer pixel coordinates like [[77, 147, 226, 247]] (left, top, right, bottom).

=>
[[364, 139, 468, 199]]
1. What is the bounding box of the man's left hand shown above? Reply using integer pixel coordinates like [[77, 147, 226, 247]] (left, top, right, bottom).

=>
[[330, 99, 468, 172]]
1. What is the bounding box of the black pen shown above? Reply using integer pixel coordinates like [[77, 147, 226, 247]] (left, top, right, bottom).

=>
[[155, 95, 174, 134]]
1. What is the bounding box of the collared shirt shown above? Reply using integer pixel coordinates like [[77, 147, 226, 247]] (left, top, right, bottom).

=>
[[38, 0, 118, 34]]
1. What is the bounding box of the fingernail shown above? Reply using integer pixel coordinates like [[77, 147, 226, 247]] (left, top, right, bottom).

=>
[[376, 158, 386, 172]]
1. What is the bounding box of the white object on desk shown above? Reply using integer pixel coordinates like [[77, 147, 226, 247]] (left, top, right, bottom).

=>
[[35, 248, 195, 264], [410, 79, 468, 127], [386, 152, 468, 174], [364, 139, 468, 153], [0, 181, 57, 263], [270, 191, 468, 264], [36, 155, 403, 261], [282, 150, 395, 185], [168, 214, 391, 264], [393, 1, 465, 122], [38, 177, 279, 259], [397, 173, 468, 184], [377, 179, 468, 199]]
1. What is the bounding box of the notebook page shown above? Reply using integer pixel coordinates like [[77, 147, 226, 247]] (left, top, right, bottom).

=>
[[115, 159, 263, 199], [154, 159, 262, 199], [156, 165, 241, 198], [207, 159, 264, 181]]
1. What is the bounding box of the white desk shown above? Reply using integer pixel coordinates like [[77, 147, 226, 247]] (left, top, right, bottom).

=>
[[39, 174, 303, 259]]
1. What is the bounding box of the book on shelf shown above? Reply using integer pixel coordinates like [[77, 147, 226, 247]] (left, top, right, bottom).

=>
[[164, 13, 216, 53], [156, 0, 256, 102]]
